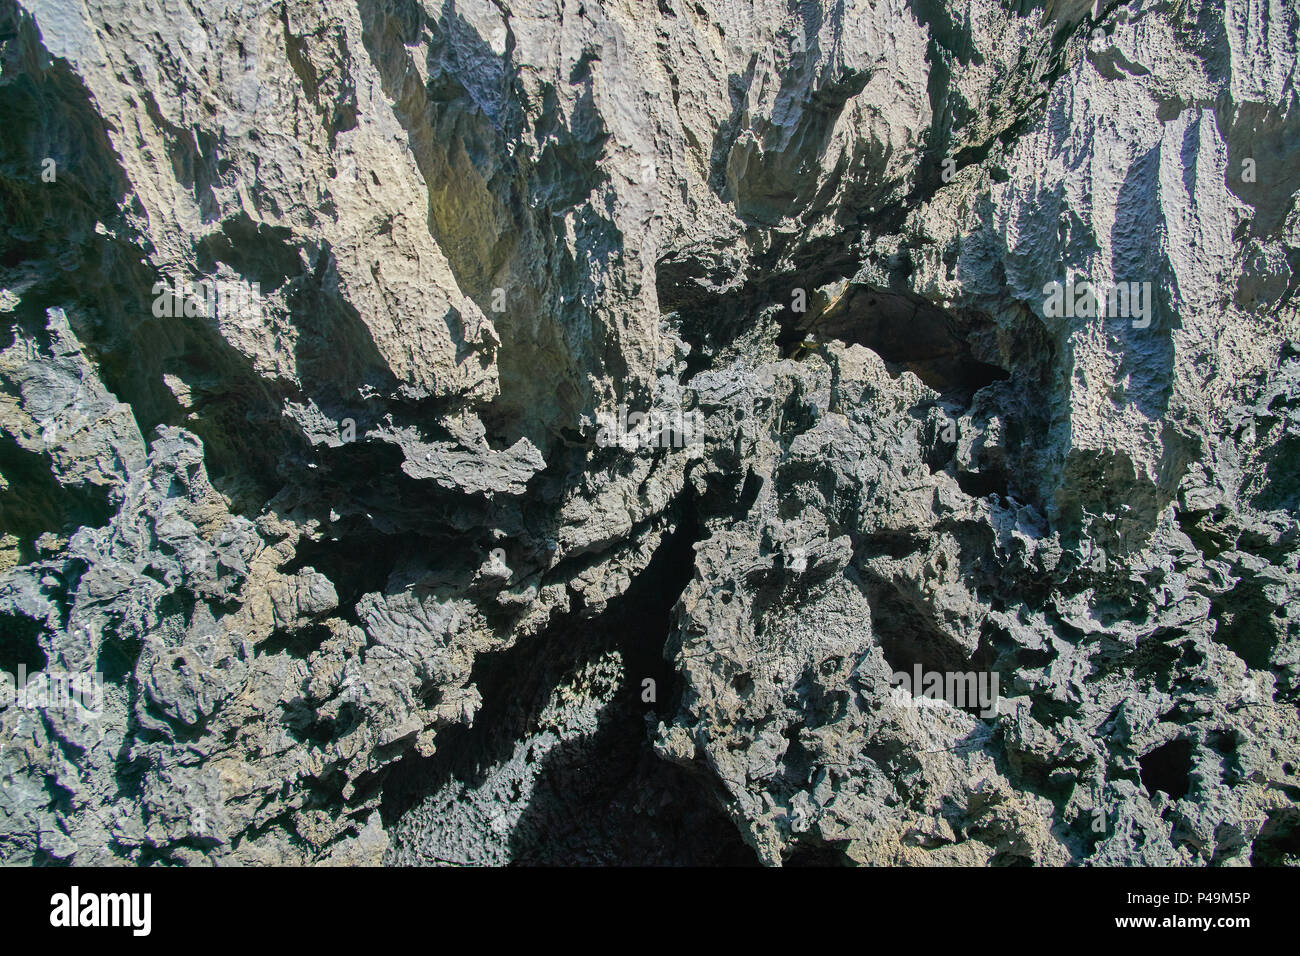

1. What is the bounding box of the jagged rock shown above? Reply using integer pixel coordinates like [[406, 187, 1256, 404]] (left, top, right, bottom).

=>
[[0, 0, 1297, 866]]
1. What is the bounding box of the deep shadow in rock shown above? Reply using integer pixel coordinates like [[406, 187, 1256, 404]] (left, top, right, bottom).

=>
[[380, 491, 758, 864]]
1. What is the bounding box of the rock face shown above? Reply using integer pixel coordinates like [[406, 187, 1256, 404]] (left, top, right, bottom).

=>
[[0, 0, 1297, 866]]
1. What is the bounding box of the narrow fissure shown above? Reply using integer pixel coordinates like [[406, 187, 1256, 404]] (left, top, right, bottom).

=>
[[380, 492, 758, 864]]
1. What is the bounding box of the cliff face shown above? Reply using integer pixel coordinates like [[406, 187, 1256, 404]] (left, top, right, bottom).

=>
[[0, 0, 1297, 866]]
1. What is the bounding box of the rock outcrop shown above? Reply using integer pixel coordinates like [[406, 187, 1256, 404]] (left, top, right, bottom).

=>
[[1, 0, 1297, 865]]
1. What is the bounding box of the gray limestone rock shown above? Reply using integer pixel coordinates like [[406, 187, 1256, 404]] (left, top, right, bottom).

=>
[[0, 0, 1297, 866]]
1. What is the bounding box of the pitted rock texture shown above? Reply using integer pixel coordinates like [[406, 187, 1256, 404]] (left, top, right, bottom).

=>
[[0, 0, 1298, 865]]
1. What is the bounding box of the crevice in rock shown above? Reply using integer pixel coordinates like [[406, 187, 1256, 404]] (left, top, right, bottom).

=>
[[1251, 806, 1300, 865], [859, 572, 980, 678], [259, 621, 334, 660], [0, 434, 114, 560], [1209, 580, 1281, 672], [379, 491, 758, 864], [783, 283, 1010, 396], [785, 835, 852, 866]]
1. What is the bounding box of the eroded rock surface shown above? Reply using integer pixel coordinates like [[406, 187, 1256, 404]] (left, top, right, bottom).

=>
[[1, 0, 1297, 865]]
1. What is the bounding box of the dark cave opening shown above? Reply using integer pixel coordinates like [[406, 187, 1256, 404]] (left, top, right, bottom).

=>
[[0, 610, 47, 675], [259, 622, 334, 660], [1139, 738, 1193, 801], [378, 491, 759, 865], [1209, 587, 1281, 672], [778, 283, 1010, 397]]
